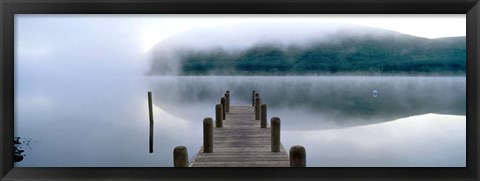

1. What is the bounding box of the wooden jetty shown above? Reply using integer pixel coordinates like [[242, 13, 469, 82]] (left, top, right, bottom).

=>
[[191, 105, 289, 167], [171, 90, 306, 167]]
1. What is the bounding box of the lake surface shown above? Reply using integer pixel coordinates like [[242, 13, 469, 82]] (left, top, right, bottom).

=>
[[14, 75, 466, 167], [149, 76, 465, 129]]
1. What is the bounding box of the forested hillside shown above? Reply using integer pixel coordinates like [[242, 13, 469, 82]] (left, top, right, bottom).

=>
[[147, 24, 465, 75]]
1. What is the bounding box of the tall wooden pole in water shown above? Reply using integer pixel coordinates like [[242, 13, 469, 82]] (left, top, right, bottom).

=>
[[148, 91, 154, 153]]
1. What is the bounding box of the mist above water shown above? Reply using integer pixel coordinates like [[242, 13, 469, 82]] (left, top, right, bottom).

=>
[[149, 76, 465, 130], [146, 22, 433, 75]]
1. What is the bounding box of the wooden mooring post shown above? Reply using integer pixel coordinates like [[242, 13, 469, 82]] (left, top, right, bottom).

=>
[[221, 97, 226, 120], [203, 118, 213, 153], [289, 145, 306, 167], [215, 104, 223, 127], [252, 90, 255, 106], [225, 91, 230, 112], [255, 96, 261, 120], [173, 146, 189, 167], [261, 104, 267, 128], [271, 117, 281, 152]]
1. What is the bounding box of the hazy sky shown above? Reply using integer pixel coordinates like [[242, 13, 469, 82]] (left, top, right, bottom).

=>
[[16, 14, 465, 53], [136, 14, 466, 52], [15, 14, 466, 77]]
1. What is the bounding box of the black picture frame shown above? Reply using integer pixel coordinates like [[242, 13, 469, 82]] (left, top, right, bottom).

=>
[[1, 0, 479, 180]]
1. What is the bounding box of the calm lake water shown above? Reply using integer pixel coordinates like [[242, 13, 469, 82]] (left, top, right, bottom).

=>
[[14, 75, 466, 167]]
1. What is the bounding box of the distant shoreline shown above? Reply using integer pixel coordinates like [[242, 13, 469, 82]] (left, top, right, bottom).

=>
[[146, 72, 467, 77]]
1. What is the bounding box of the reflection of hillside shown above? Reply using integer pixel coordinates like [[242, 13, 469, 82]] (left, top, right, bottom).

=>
[[282, 113, 466, 166], [149, 76, 466, 130]]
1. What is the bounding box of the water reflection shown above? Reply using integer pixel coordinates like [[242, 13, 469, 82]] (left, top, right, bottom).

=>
[[283, 113, 466, 167], [15, 76, 202, 167], [150, 76, 466, 130], [14, 75, 466, 167]]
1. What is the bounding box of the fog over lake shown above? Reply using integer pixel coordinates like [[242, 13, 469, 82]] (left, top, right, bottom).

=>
[[149, 76, 465, 130], [14, 15, 466, 167]]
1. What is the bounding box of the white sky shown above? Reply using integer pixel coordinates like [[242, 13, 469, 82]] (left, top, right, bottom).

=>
[[136, 14, 466, 52], [15, 14, 466, 76]]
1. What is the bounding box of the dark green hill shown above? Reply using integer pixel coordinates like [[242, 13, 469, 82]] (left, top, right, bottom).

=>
[[148, 26, 465, 75]]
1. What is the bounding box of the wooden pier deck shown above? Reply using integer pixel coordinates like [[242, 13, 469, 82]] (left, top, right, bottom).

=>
[[169, 90, 306, 167], [190, 105, 290, 167]]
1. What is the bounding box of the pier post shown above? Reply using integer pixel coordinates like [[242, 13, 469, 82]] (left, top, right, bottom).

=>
[[271, 117, 281, 152], [215, 104, 223, 127], [289, 145, 306, 167], [221, 97, 226, 120], [252, 90, 255, 106], [261, 104, 267, 128], [255, 97, 261, 120], [254, 93, 259, 108], [203, 118, 213, 153], [225, 92, 230, 113], [148, 91, 154, 153], [173, 146, 189, 167]]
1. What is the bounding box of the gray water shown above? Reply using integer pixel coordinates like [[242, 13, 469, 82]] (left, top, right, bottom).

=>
[[150, 76, 466, 129], [14, 75, 466, 167]]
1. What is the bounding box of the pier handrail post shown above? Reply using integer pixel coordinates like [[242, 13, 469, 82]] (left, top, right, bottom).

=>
[[148, 91, 154, 153], [254, 93, 259, 107], [215, 104, 223, 127], [254, 93, 260, 107], [225, 92, 230, 113], [271, 117, 281, 152], [173, 146, 189, 167], [289, 145, 306, 167], [261, 104, 267, 128], [255, 97, 261, 120], [203, 118, 213, 153], [252, 90, 255, 106], [221, 97, 226, 120]]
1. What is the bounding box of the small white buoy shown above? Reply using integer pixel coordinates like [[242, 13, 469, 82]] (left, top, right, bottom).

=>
[[372, 90, 378, 98]]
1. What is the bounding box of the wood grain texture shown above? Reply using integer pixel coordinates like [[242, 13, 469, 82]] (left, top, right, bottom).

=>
[[191, 105, 289, 167]]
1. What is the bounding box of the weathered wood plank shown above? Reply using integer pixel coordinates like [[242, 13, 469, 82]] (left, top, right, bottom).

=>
[[194, 157, 289, 162], [203, 148, 286, 152], [191, 161, 290, 167], [195, 154, 289, 158], [213, 141, 271, 144], [213, 136, 271, 139], [197, 152, 287, 156], [196, 146, 287, 153]]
